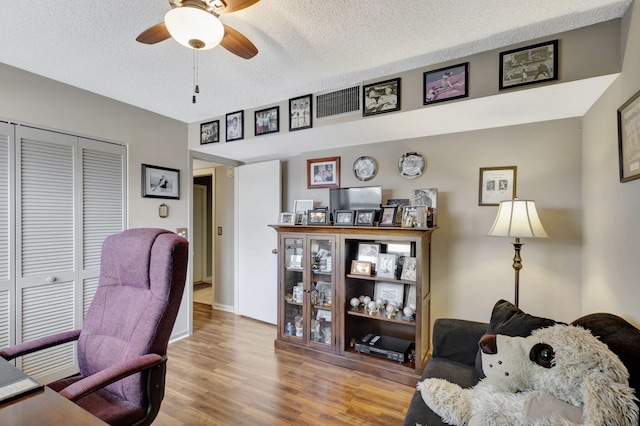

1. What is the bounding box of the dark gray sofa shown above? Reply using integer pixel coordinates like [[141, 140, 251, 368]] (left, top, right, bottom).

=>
[[403, 300, 640, 426]]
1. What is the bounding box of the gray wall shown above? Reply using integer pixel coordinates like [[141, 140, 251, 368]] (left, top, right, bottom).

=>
[[582, 1, 640, 324]]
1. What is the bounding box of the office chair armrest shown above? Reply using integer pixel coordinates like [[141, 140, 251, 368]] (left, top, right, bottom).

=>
[[0, 329, 82, 360], [59, 353, 166, 402]]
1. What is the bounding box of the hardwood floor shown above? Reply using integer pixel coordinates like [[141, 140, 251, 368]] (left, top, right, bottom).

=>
[[153, 303, 417, 425]]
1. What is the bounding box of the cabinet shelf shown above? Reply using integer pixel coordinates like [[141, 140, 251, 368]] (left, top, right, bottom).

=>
[[346, 308, 416, 326], [345, 274, 416, 285]]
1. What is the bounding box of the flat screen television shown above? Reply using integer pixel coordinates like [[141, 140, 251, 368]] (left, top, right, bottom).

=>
[[329, 185, 382, 215]]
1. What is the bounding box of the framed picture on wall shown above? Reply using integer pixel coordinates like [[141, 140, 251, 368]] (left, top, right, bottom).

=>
[[255, 106, 279, 136], [307, 156, 340, 189], [141, 164, 180, 199], [363, 78, 401, 116], [618, 89, 640, 183], [200, 120, 219, 144], [225, 110, 244, 141], [499, 40, 558, 90], [479, 166, 517, 206], [289, 94, 313, 131], [423, 62, 468, 105]]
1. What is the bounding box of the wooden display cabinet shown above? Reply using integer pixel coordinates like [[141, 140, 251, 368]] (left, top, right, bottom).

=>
[[270, 225, 435, 385]]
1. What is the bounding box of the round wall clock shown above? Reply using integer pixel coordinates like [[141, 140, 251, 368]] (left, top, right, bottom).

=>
[[398, 152, 425, 179], [352, 156, 378, 181]]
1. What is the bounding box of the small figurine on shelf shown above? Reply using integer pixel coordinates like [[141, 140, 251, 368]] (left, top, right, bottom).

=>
[[402, 306, 415, 322], [349, 297, 360, 310], [310, 289, 320, 305], [385, 303, 397, 319], [285, 322, 294, 335], [367, 301, 378, 315]]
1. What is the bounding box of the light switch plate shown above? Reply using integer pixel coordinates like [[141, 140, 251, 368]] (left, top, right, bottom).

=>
[[176, 228, 188, 239]]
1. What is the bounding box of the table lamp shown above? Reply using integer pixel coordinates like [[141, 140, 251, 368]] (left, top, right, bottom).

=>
[[487, 199, 548, 307]]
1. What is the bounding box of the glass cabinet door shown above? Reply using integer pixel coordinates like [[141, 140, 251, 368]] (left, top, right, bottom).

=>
[[308, 237, 335, 348], [283, 237, 304, 340]]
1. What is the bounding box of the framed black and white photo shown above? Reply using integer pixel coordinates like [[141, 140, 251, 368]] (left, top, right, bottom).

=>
[[375, 282, 404, 307], [355, 209, 376, 227], [400, 257, 417, 281], [334, 210, 355, 226], [141, 164, 180, 199], [307, 156, 340, 189], [307, 209, 329, 225], [378, 205, 398, 227], [255, 106, 279, 136], [499, 40, 558, 90], [479, 166, 517, 206], [225, 110, 244, 141], [424, 62, 468, 105], [377, 253, 397, 279], [278, 212, 295, 224], [200, 120, 219, 144], [357, 242, 380, 266], [618, 89, 640, 183], [363, 78, 401, 116], [289, 94, 312, 131]]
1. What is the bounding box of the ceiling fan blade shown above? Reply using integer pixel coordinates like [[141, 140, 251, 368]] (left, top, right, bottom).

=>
[[217, 0, 260, 14], [220, 24, 258, 59], [136, 22, 171, 44]]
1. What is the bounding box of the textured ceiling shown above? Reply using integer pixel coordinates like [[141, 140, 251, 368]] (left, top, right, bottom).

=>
[[0, 0, 632, 124]]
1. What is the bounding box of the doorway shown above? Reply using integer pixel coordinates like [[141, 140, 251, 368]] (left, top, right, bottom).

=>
[[192, 169, 215, 307]]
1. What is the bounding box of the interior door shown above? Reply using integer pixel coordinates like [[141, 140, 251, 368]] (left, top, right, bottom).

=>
[[237, 160, 281, 324], [192, 183, 207, 284]]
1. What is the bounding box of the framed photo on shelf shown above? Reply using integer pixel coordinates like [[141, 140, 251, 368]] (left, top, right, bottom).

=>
[[378, 205, 398, 227], [387, 198, 410, 224], [255, 106, 279, 136], [400, 257, 417, 281], [424, 62, 468, 105], [405, 284, 417, 309], [307, 156, 340, 189], [375, 282, 404, 308], [354, 209, 376, 226], [377, 253, 397, 279], [289, 94, 312, 131], [293, 199, 314, 224], [278, 212, 295, 224], [307, 209, 330, 225], [200, 120, 219, 144], [350, 260, 372, 276], [141, 164, 180, 199], [363, 78, 401, 116], [225, 110, 244, 141], [618, 89, 640, 183], [334, 210, 355, 226], [357, 243, 380, 265], [479, 166, 517, 206], [499, 39, 558, 90]]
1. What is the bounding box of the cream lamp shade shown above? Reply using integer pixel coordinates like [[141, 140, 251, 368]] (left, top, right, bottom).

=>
[[165, 7, 224, 50], [487, 199, 548, 239]]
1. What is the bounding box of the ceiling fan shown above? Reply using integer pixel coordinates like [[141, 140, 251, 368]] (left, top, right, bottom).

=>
[[136, 0, 259, 59]]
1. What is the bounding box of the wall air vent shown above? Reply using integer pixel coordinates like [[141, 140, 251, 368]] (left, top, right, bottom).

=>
[[315, 85, 361, 120]]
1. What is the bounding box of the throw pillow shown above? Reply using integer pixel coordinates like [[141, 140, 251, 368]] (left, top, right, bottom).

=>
[[475, 299, 561, 377]]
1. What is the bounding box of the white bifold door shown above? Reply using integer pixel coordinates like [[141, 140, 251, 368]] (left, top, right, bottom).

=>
[[0, 123, 126, 383]]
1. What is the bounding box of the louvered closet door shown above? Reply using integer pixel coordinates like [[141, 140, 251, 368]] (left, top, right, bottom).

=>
[[79, 138, 125, 317], [0, 123, 15, 352], [15, 126, 78, 383]]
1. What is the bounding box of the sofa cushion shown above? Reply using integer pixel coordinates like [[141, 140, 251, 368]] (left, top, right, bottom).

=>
[[403, 358, 479, 426], [475, 299, 560, 377], [572, 313, 640, 409]]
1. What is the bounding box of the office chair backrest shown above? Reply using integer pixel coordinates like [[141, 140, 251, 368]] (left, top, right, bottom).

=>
[[77, 228, 188, 406]]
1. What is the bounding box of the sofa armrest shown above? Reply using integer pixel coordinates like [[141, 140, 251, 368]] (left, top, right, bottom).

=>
[[431, 318, 488, 366]]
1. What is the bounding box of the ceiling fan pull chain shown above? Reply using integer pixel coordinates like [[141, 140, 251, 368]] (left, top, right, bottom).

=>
[[192, 48, 200, 103]]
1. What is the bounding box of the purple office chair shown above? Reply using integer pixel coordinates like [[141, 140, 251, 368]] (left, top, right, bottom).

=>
[[0, 228, 189, 426]]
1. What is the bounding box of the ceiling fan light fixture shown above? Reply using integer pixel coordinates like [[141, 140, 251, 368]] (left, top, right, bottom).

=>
[[165, 6, 224, 50]]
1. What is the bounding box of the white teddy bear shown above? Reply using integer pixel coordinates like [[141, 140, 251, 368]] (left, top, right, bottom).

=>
[[417, 324, 639, 425]]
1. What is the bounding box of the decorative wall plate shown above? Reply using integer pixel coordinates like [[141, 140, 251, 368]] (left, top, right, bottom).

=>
[[352, 156, 378, 181], [398, 152, 425, 179]]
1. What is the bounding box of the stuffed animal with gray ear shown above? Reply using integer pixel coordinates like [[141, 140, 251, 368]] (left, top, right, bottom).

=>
[[417, 324, 639, 426]]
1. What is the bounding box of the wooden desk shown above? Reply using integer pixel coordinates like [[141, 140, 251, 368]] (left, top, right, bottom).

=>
[[0, 358, 107, 426]]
